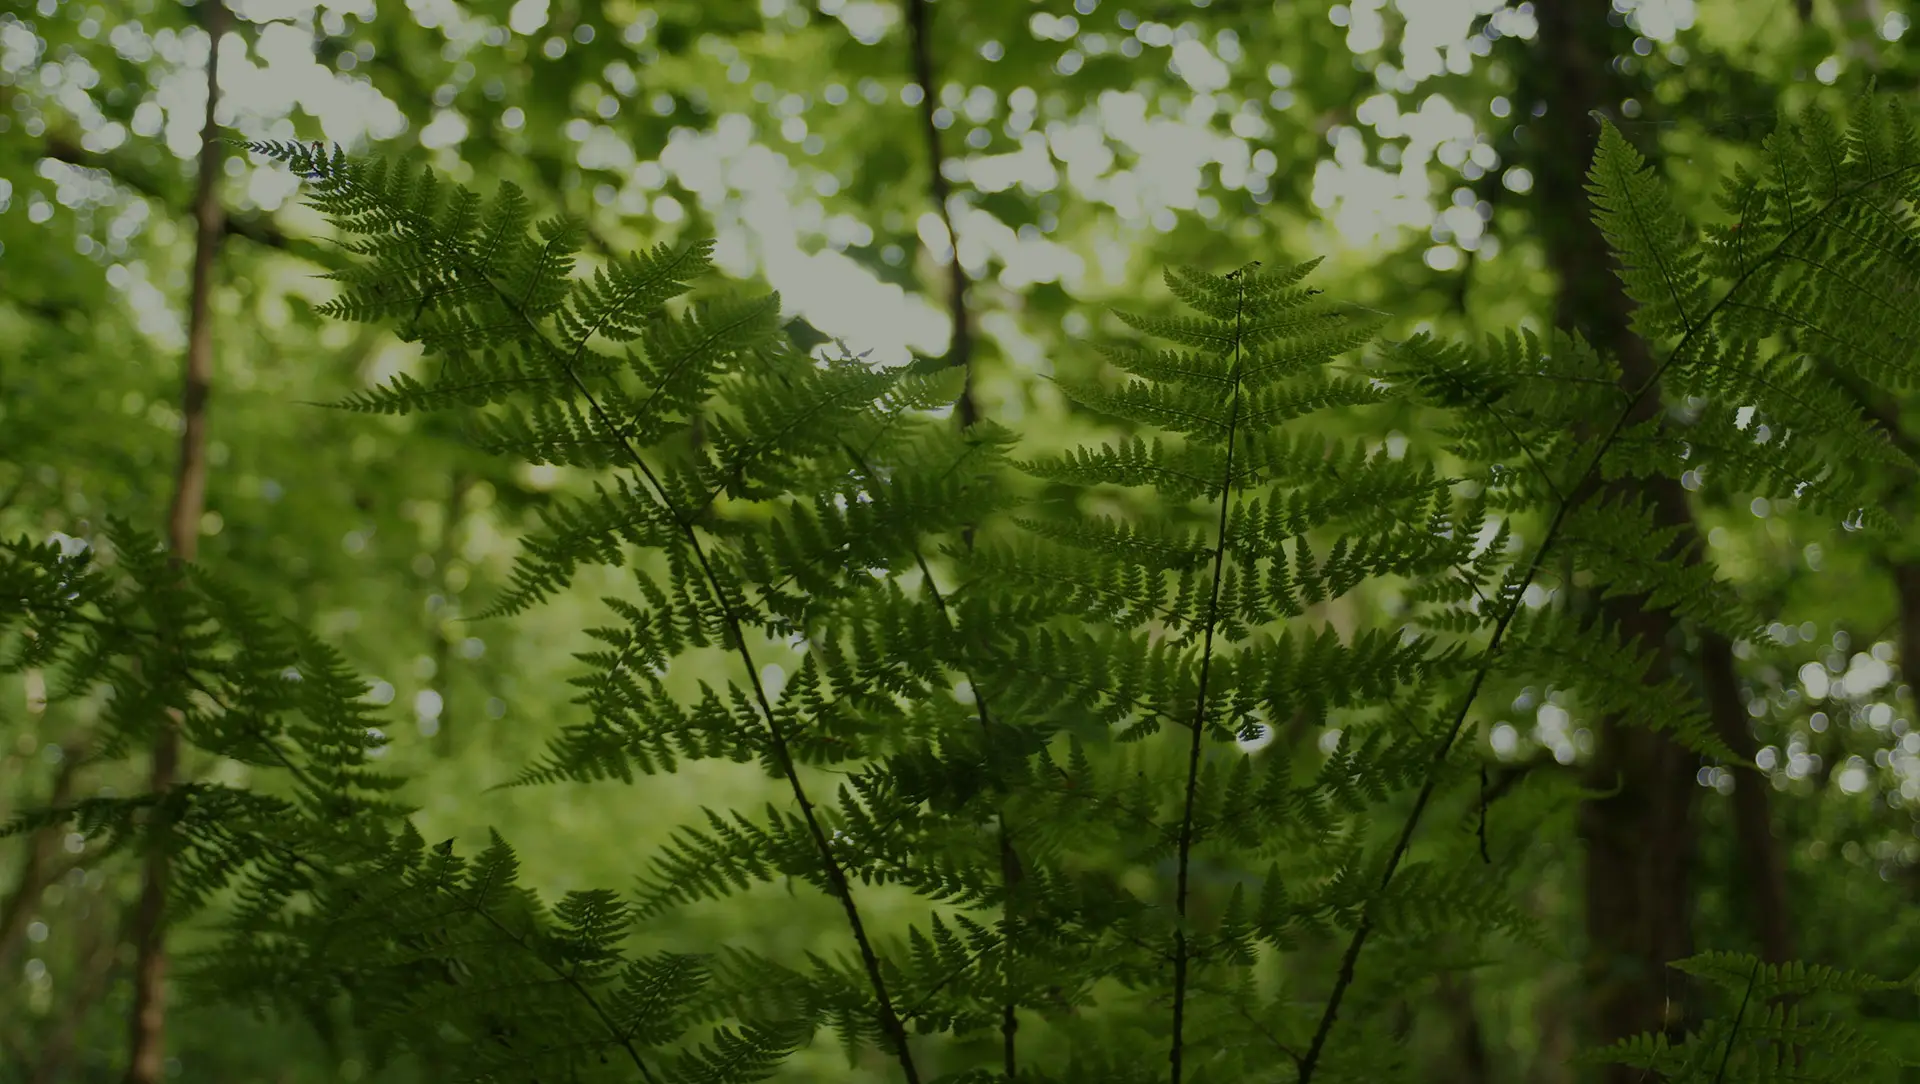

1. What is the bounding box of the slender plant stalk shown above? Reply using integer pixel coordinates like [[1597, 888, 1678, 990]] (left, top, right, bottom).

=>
[[124, 3, 227, 1080], [1712, 960, 1763, 1083], [1169, 269, 1249, 1083], [751, 332, 1022, 1079], [899, 514, 1025, 1080], [545, 316, 924, 1084]]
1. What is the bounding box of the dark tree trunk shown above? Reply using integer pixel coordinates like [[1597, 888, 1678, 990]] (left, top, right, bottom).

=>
[[1437, 971, 1493, 1082], [1524, 0, 1789, 1070], [1895, 564, 1920, 702]]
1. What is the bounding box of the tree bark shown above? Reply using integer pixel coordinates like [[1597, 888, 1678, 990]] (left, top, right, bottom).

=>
[[1898, 564, 1920, 709], [1525, 0, 1789, 1070], [903, 0, 978, 427], [1436, 971, 1493, 1082], [123, 2, 227, 1081]]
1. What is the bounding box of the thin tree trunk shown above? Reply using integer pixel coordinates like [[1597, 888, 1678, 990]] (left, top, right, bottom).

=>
[[903, 0, 978, 427], [123, 2, 227, 1080], [1574, 632, 1699, 1062], [1528, 0, 1801, 1047]]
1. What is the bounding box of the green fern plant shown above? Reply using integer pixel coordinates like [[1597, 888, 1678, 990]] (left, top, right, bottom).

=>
[[962, 259, 1490, 1082], [1584, 952, 1907, 1081], [205, 139, 1021, 1083], [11, 86, 1920, 1084], [0, 521, 404, 951]]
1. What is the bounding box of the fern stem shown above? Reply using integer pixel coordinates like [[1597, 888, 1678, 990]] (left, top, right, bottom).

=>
[[410, 229, 926, 1080], [827, 385, 1023, 1079], [465, 901, 665, 1084], [1711, 959, 1763, 1083], [912, 554, 1026, 1080], [1299, 348, 1636, 1080], [727, 331, 1018, 1076], [259, 151, 924, 1068], [896, 930, 1008, 1020], [721, 603, 924, 1082], [557, 369, 924, 1084], [1169, 272, 1249, 1084]]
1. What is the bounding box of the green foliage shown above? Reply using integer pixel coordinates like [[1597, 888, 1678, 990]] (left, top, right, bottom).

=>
[[0, 520, 403, 922], [1584, 952, 1912, 1081], [977, 259, 1471, 1075], [11, 85, 1920, 1083], [1602, 92, 1920, 523], [213, 137, 1016, 1082]]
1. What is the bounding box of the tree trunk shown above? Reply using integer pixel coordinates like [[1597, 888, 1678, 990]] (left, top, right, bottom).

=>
[[1524, 0, 1794, 1070], [903, 0, 978, 427], [1436, 971, 1493, 1082], [123, 2, 227, 1081], [1895, 564, 1920, 703]]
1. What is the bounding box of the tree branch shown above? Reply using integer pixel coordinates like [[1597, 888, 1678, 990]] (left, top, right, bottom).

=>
[[39, 136, 341, 269]]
